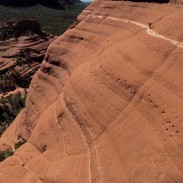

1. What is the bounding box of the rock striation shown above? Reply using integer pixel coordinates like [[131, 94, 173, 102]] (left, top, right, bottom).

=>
[[0, 21, 55, 94], [0, 0, 183, 183]]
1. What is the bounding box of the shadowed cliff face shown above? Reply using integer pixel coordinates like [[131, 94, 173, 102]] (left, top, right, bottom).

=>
[[0, 0, 183, 182]]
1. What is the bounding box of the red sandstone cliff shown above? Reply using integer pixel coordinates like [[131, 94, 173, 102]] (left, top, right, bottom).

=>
[[0, 0, 183, 182]]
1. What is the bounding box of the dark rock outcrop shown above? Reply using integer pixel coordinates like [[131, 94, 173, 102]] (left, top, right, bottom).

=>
[[0, 19, 45, 41]]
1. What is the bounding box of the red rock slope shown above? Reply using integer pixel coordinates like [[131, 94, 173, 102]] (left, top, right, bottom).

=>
[[0, 0, 183, 182]]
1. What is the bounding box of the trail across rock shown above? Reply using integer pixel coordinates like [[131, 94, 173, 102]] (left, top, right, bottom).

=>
[[90, 14, 183, 48]]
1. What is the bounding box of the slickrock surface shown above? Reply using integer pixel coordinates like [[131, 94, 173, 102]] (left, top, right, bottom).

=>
[[0, 0, 183, 182]]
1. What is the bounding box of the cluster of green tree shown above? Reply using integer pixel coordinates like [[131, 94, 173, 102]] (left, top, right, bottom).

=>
[[0, 70, 18, 93], [0, 92, 26, 136], [0, 0, 64, 9], [0, 69, 30, 93], [0, 4, 86, 35], [0, 135, 27, 162]]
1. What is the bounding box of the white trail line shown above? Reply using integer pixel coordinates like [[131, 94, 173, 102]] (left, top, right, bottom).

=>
[[92, 15, 183, 49], [83, 10, 91, 13]]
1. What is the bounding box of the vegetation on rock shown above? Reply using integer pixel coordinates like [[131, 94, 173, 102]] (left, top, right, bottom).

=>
[[0, 135, 27, 162], [0, 149, 14, 161], [0, 65, 30, 93], [0, 92, 26, 136], [14, 135, 27, 150]]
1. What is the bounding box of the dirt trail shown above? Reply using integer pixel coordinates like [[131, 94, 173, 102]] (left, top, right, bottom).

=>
[[91, 15, 183, 48]]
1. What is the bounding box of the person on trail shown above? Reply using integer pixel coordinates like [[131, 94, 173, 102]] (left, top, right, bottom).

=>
[[148, 21, 153, 29]]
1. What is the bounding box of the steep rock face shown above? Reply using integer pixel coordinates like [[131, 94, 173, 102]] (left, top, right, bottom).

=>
[[0, 1, 183, 183]]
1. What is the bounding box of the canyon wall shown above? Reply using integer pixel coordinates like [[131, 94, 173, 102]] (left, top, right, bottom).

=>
[[0, 0, 183, 182]]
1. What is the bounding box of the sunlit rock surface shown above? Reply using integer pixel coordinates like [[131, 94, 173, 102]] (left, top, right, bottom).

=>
[[0, 0, 183, 182]]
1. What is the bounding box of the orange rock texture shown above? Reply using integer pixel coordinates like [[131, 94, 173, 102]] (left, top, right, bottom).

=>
[[0, 0, 183, 182]]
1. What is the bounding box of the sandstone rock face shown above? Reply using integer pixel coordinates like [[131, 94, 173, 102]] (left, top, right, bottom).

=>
[[0, 1, 183, 182]]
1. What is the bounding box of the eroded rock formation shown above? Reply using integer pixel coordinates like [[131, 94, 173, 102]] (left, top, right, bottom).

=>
[[0, 19, 45, 41], [0, 0, 183, 182], [0, 21, 55, 93]]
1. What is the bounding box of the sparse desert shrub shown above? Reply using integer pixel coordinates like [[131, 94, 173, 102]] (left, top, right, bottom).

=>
[[0, 149, 14, 161], [14, 135, 27, 150], [0, 135, 27, 162], [0, 92, 26, 136]]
